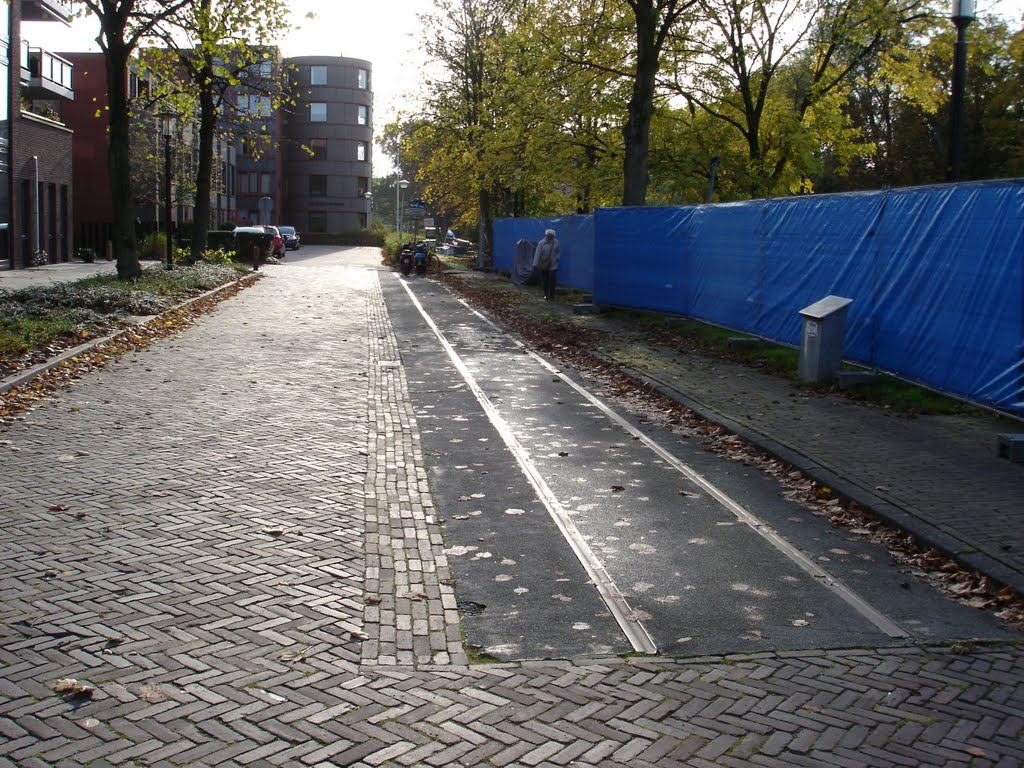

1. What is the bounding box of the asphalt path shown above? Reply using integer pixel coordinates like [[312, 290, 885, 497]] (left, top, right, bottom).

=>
[[375, 266, 1019, 662]]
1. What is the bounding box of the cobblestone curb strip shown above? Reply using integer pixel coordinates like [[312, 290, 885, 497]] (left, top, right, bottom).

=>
[[0, 273, 261, 396], [364, 279, 468, 667]]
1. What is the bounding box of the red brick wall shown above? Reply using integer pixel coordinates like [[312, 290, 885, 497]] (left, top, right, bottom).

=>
[[6, 0, 76, 268]]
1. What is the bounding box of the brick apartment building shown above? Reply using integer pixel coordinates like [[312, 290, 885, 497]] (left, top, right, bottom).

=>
[[1, 0, 75, 270], [1, 18, 374, 269]]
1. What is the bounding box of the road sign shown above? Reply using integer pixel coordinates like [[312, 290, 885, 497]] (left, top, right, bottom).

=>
[[258, 196, 274, 225], [407, 200, 427, 220]]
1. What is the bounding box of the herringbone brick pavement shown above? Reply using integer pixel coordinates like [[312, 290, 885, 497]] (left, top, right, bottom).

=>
[[1, 251, 1021, 767]]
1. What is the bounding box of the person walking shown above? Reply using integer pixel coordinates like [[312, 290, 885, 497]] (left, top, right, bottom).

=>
[[533, 229, 560, 301]]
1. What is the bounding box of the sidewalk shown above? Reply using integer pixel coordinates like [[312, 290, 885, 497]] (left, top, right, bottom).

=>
[[0, 259, 117, 288], [446, 269, 1024, 597], [0, 253, 1021, 768]]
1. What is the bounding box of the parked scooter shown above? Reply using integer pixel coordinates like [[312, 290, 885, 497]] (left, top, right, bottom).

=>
[[413, 244, 428, 275], [398, 246, 414, 276]]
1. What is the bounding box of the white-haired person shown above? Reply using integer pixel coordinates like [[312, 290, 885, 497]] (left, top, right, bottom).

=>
[[533, 228, 561, 301]]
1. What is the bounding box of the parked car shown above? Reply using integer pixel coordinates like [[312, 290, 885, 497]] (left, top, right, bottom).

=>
[[263, 225, 285, 258], [277, 225, 301, 250]]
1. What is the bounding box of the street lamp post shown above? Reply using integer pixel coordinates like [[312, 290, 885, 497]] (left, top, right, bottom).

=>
[[397, 179, 409, 240], [158, 111, 175, 269], [949, 0, 976, 182], [364, 191, 373, 229]]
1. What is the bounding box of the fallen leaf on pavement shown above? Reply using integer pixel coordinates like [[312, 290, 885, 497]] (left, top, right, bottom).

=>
[[54, 678, 95, 697]]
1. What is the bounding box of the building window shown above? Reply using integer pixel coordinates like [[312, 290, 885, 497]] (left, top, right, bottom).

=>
[[237, 94, 271, 117], [359, 213, 368, 229], [260, 173, 272, 194], [358, 69, 369, 89], [310, 138, 327, 158], [357, 105, 368, 126], [309, 175, 327, 196], [309, 211, 327, 233], [357, 177, 369, 196], [259, 60, 273, 78], [310, 65, 327, 85], [356, 141, 367, 161], [310, 103, 327, 122]]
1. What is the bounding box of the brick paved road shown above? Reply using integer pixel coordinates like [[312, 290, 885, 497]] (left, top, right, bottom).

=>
[[1, 249, 1022, 767]]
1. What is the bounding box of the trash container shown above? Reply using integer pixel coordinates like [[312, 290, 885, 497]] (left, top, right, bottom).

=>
[[798, 295, 853, 385]]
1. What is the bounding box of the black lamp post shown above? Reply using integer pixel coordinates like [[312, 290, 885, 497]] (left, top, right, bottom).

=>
[[949, 0, 976, 182], [158, 111, 175, 269]]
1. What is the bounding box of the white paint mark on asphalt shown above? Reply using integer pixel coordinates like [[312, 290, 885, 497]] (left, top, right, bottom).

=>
[[447, 292, 910, 642], [401, 281, 658, 655]]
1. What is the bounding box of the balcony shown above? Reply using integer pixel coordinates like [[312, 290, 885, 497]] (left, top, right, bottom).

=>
[[22, 44, 74, 101], [21, 0, 73, 24]]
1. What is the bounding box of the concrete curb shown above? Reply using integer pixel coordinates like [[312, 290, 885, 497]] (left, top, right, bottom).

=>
[[0, 274, 259, 396]]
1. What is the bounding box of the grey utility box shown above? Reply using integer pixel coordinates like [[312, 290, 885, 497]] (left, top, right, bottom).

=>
[[798, 295, 853, 385], [997, 434, 1024, 463]]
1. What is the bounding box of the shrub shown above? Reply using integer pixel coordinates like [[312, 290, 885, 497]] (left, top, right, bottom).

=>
[[206, 230, 235, 254], [234, 229, 273, 263], [199, 247, 237, 266], [140, 232, 167, 261]]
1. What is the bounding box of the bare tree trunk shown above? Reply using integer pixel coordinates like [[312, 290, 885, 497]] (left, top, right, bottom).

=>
[[623, 0, 672, 207], [191, 66, 216, 260], [105, 37, 141, 280]]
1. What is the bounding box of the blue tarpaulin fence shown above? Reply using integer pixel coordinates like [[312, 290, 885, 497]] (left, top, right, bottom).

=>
[[492, 180, 1024, 414], [493, 215, 595, 293]]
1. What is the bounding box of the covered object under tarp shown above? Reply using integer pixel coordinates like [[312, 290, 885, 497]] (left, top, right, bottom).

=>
[[511, 239, 539, 285]]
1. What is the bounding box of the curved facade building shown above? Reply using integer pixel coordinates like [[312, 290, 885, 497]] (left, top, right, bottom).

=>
[[284, 56, 372, 233]]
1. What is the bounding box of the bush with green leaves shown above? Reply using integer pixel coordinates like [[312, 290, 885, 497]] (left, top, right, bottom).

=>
[[198, 247, 237, 266], [139, 232, 168, 261]]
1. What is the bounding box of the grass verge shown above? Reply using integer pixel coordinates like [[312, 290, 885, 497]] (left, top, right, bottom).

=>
[[0, 262, 250, 377]]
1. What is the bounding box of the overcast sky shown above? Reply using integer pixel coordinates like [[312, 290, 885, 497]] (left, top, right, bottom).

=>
[[25, 0, 1024, 177]]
